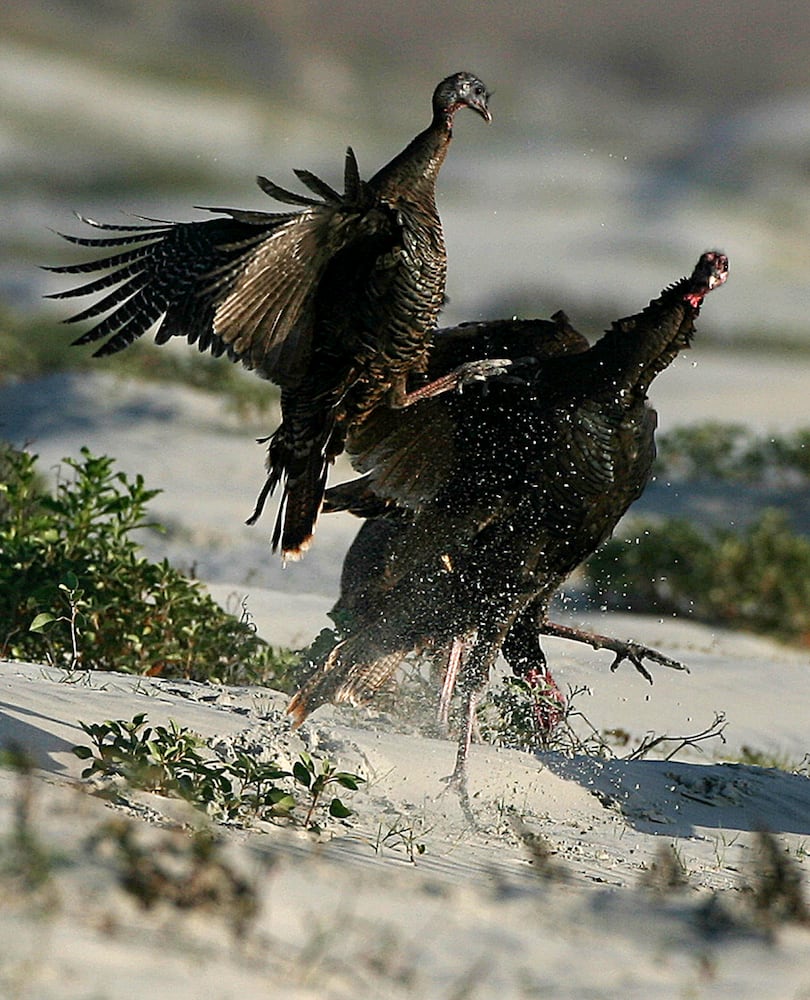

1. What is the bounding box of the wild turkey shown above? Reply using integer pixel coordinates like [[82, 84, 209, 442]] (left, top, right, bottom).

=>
[[45, 72, 492, 558], [287, 251, 729, 784]]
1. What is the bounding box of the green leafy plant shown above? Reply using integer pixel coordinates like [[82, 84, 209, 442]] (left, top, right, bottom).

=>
[[28, 571, 88, 670], [291, 751, 364, 829], [654, 423, 810, 484], [588, 509, 810, 644], [72, 714, 364, 830], [74, 714, 242, 818], [0, 443, 297, 685]]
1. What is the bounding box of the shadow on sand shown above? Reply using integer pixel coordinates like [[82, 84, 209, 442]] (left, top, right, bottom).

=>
[[543, 752, 810, 837]]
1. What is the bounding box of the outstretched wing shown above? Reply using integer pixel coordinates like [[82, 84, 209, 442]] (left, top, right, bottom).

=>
[[46, 148, 396, 385], [46, 212, 288, 363]]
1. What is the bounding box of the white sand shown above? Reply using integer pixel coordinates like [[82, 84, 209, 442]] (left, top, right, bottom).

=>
[[2, 628, 810, 1000], [2, 369, 810, 998]]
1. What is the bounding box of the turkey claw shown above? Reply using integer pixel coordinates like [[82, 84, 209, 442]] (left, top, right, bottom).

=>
[[455, 357, 530, 394], [608, 642, 688, 684]]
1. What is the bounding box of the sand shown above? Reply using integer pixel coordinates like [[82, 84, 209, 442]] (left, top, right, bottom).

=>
[[1, 368, 810, 999]]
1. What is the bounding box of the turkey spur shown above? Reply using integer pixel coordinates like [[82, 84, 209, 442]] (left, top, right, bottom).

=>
[[46, 72, 491, 558], [288, 252, 730, 783]]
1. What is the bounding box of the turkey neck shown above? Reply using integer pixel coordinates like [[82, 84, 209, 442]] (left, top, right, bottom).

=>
[[369, 108, 456, 202], [332, 111, 458, 421], [566, 276, 700, 405]]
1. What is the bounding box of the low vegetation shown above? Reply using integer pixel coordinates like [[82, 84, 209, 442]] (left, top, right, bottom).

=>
[[653, 422, 810, 484], [0, 443, 297, 685], [91, 819, 261, 938], [586, 422, 810, 646], [589, 509, 810, 645], [479, 678, 728, 761], [3, 418, 809, 716], [0, 747, 60, 904], [0, 305, 276, 417], [73, 713, 363, 831]]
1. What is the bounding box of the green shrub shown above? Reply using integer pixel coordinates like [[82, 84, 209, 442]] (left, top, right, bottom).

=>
[[0, 305, 277, 417], [0, 443, 297, 683], [588, 423, 810, 644], [654, 423, 810, 484], [0, 310, 81, 380], [589, 509, 810, 644], [73, 713, 363, 830]]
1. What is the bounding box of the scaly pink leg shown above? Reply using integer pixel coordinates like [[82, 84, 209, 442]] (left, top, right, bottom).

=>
[[523, 664, 567, 735], [437, 637, 466, 729]]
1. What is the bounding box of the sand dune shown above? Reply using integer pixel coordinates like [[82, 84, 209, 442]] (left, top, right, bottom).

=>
[[2, 369, 810, 997]]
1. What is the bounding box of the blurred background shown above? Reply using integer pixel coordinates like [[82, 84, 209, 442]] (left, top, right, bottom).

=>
[[2, 0, 810, 339], [1, 0, 809, 611]]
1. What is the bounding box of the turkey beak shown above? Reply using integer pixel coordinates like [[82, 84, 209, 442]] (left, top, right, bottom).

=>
[[475, 101, 493, 124], [709, 255, 729, 289]]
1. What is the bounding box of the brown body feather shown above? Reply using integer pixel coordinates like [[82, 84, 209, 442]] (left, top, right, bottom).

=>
[[289, 254, 730, 775]]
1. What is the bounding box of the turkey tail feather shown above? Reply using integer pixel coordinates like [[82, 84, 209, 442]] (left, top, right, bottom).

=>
[[287, 635, 406, 726]]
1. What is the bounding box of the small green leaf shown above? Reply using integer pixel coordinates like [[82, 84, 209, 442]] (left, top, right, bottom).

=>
[[269, 793, 296, 814], [292, 760, 312, 788], [309, 775, 326, 796], [329, 798, 352, 819], [71, 745, 93, 760], [260, 766, 290, 781], [29, 613, 56, 634], [334, 773, 363, 790]]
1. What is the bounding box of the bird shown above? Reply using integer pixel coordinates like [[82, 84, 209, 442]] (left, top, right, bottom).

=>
[[44, 72, 492, 559], [286, 251, 730, 787]]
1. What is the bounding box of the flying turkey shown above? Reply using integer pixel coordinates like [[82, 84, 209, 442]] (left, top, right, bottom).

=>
[[287, 251, 729, 787], [45, 72, 492, 558]]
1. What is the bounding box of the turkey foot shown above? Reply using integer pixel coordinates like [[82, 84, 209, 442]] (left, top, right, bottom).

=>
[[394, 357, 521, 408], [522, 665, 567, 735], [537, 619, 687, 684]]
